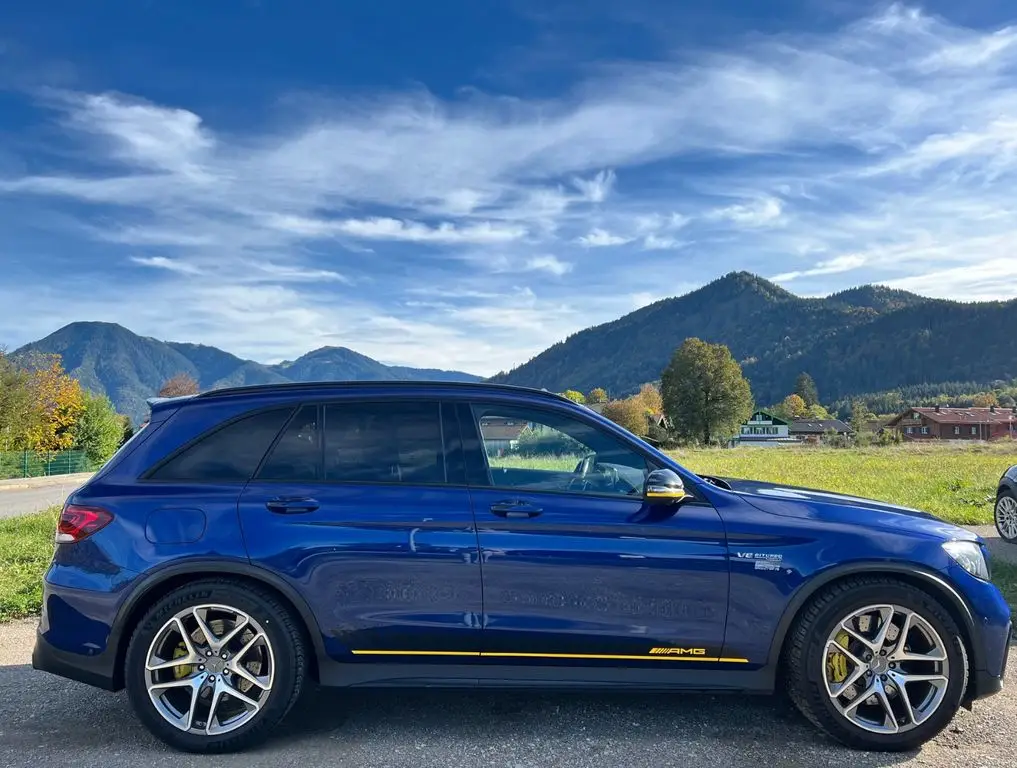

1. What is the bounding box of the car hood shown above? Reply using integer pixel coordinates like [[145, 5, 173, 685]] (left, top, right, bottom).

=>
[[709, 476, 979, 543]]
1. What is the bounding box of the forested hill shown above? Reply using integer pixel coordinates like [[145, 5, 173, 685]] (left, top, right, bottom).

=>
[[490, 272, 1017, 405]]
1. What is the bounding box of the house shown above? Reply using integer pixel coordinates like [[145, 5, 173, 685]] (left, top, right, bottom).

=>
[[788, 418, 853, 443], [733, 411, 797, 446], [478, 416, 527, 454], [886, 406, 1017, 441]]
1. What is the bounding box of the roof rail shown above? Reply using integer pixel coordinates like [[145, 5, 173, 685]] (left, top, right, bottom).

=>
[[192, 380, 576, 404]]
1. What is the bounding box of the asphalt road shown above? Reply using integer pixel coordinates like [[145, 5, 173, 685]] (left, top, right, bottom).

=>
[[0, 622, 1013, 768], [0, 476, 90, 520]]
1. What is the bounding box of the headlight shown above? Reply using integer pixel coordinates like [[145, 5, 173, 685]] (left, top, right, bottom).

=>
[[942, 541, 990, 581]]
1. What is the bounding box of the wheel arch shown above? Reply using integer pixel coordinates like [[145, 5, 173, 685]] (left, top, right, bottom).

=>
[[768, 563, 980, 698], [109, 560, 326, 690]]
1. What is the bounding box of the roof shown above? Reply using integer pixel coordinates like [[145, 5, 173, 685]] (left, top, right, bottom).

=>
[[887, 407, 1017, 426], [480, 425, 527, 441], [788, 418, 852, 434], [744, 410, 789, 426]]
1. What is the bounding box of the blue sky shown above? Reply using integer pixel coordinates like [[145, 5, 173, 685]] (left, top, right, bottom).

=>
[[2, 1, 1017, 375]]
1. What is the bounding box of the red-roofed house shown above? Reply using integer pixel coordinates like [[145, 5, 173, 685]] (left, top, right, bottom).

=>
[[886, 406, 1017, 441]]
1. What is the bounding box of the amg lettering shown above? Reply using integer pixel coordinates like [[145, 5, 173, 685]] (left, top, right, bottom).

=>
[[649, 647, 708, 656]]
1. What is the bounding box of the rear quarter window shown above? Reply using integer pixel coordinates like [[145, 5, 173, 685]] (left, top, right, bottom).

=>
[[147, 407, 294, 482]]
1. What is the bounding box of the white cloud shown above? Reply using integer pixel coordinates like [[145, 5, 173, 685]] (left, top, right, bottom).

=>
[[712, 196, 784, 228], [576, 228, 632, 247], [268, 214, 527, 244], [771, 254, 867, 282], [524, 255, 572, 276], [129, 255, 202, 275], [642, 234, 684, 250], [571, 169, 616, 202]]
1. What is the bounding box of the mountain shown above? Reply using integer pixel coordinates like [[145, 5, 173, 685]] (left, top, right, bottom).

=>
[[15, 322, 481, 424], [491, 272, 1017, 407]]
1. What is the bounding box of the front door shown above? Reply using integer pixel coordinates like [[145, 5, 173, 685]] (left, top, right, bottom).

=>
[[239, 399, 482, 661], [460, 401, 731, 667]]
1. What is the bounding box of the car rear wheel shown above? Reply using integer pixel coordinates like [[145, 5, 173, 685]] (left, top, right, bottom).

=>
[[995, 491, 1017, 543], [784, 577, 968, 751], [125, 579, 307, 753]]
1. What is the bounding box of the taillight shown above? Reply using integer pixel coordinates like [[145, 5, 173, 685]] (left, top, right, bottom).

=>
[[56, 505, 113, 543]]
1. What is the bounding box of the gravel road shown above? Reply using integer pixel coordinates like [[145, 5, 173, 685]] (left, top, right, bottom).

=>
[[0, 621, 1012, 768], [0, 475, 91, 521]]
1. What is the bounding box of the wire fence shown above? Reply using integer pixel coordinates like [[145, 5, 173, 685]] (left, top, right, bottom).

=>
[[0, 450, 93, 480]]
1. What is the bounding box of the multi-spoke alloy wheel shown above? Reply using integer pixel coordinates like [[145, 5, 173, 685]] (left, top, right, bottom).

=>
[[996, 493, 1017, 543], [785, 577, 967, 752], [125, 580, 307, 753], [823, 604, 949, 735], [145, 604, 275, 735]]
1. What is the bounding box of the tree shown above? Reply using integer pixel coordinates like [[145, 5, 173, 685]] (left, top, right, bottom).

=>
[[635, 383, 664, 416], [973, 392, 999, 408], [588, 388, 609, 404], [73, 393, 125, 466], [22, 354, 84, 451], [805, 403, 831, 420], [1000, 394, 1016, 408], [850, 398, 876, 441], [660, 338, 753, 444], [600, 398, 649, 437], [0, 350, 37, 451], [794, 372, 819, 407], [781, 394, 808, 420], [159, 373, 199, 397], [562, 389, 586, 404]]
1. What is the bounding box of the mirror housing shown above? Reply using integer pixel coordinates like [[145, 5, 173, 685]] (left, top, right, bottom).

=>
[[644, 468, 687, 504]]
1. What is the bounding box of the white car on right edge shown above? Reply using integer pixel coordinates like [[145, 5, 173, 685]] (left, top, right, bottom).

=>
[[996, 465, 1017, 543]]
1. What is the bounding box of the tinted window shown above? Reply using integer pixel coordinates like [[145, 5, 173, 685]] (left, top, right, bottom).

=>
[[256, 405, 320, 481], [323, 401, 445, 484], [149, 408, 293, 482], [471, 404, 648, 497]]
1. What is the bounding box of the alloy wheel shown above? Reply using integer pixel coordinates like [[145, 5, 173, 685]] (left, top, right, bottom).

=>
[[823, 604, 950, 735], [996, 495, 1017, 541], [144, 604, 275, 736]]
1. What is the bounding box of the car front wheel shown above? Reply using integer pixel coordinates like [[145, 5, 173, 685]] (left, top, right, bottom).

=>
[[124, 579, 308, 753], [995, 491, 1017, 543], [785, 577, 968, 751]]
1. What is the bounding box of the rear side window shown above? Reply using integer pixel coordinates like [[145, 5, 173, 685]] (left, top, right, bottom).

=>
[[256, 405, 321, 481], [148, 408, 294, 482], [323, 401, 445, 484]]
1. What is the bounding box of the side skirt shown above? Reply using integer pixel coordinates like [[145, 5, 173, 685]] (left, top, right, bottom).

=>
[[319, 661, 776, 692]]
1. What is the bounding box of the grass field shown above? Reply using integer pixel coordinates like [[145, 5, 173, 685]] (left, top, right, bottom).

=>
[[675, 443, 1016, 526], [0, 507, 58, 621]]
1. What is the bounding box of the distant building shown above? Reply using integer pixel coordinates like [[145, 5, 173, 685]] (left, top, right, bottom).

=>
[[478, 416, 527, 454], [886, 406, 1017, 441], [733, 411, 796, 446], [789, 418, 853, 442]]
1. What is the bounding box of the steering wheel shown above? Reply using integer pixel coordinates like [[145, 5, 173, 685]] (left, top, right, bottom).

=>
[[567, 453, 596, 491]]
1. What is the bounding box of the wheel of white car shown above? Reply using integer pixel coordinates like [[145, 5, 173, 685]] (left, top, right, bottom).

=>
[[995, 491, 1017, 544]]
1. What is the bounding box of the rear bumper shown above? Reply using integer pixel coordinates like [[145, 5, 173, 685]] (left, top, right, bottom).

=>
[[32, 628, 118, 691]]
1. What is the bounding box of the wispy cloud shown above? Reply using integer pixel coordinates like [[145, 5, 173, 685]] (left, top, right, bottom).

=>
[[3, 4, 1017, 372]]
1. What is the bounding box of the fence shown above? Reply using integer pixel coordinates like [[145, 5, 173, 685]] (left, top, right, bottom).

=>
[[0, 450, 93, 480]]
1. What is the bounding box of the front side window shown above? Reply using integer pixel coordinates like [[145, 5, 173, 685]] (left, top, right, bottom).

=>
[[471, 404, 648, 497], [323, 401, 445, 484], [149, 408, 294, 481]]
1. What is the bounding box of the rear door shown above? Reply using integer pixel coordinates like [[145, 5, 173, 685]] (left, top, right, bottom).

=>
[[239, 399, 482, 661], [461, 401, 731, 668]]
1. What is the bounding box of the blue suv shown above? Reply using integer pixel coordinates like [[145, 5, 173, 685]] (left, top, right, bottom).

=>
[[33, 383, 1010, 753]]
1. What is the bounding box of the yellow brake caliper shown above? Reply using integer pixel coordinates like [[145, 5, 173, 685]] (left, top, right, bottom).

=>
[[827, 630, 850, 685], [172, 641, 192, 680]]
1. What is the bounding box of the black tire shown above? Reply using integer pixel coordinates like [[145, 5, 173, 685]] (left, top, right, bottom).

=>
[[783, 576, 969, 752], [995, 490, 1017, 544], [124, 579, 308, 753]]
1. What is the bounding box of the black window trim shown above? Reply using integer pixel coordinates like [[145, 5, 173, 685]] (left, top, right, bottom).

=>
[[140, 404, 299, 483], [461, 398, 709, 504], [248, 396, 464, 489]]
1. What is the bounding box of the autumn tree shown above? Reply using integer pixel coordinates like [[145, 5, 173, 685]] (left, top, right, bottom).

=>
[[73, 392, 125, 466], [600, 397, 649, 437], [158, 373, 199, 397], [22, 354, 84, 451], [660, 338, 753, 444], [635, 383, 664, 416], [781, 394, 808, 420], [795, 372, 819, 408], [562, 389, 586, 404], [973, 392, 999, 408], [0, 350, 37, 450], [588, 388, 609, 404]]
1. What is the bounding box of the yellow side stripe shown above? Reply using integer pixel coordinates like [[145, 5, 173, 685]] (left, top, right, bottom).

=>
[[350, 650, 749, 663]]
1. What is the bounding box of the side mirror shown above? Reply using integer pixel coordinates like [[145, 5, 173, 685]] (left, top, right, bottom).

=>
[[644, 468, 687, 504]]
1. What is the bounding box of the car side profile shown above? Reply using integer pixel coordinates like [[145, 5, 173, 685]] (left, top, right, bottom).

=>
[[33, 382, 1011, 753], [996, 466, 1017, 544]]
